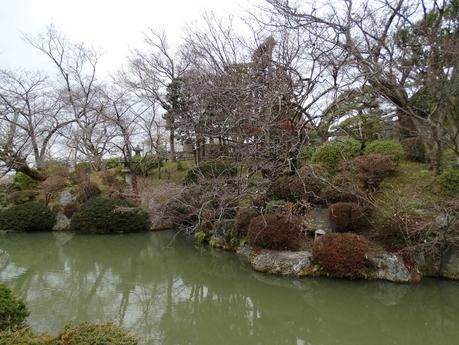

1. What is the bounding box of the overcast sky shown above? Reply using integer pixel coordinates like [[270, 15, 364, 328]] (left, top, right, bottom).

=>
[[0, 0, 252, 75]]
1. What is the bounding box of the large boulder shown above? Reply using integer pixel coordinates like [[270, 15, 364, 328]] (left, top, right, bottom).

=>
[[440, 246, 459, 280], [241, 247, 313, 277], [366, 253, 420, 283]]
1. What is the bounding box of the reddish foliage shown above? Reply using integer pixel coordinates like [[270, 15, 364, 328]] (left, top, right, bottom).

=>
[[328, 202, 367, 232], [247, 213, 303, 251], [63, 202, 79, 218], [235, 207, 258, 236], [353, 154, 395, 190], [313, 232, 369, 278]]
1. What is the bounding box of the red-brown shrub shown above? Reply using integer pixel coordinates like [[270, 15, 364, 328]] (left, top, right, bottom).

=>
[[328, 202, 367, 232], [63, 201, 79, 218], [322, 171, 366, 204], [247, 213, 303, 251], [76, 181, 101, 203], [313, 232, 369, 278], [353, 154, 395, 190], [234, 207, 258, 236]]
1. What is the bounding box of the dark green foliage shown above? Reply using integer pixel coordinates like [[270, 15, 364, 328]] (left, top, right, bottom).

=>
[[313, 232, 369, 278], [247, 213, 303, 251], [76, 181, 101, 203], [12, 172, 39, 191], [437, 167, 459, 194], [70, 197, 149, 234], [311, 139, 361, 174], [0, 202, 56, 232], [296, 146, 316, 166], [364, 139, 403, 164], [0, 284, 29, 331], [184, 160, 237, 184], [133, 154, 163, 176], [56, 322, 137, 345], [103, 157, 122, 169]]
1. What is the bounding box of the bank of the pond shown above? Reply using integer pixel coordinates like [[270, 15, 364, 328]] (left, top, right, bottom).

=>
[[1, 231, 459, 345]]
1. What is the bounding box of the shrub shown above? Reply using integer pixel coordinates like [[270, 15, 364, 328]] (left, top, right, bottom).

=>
[[0, 328, 54, 345], [267, 165, 328, 203], [401, 137, 426, 162], [184, 160, 237, 184], [364, 139, 403, 164], [313, 232, 369, 278], [322, 171, 366, 204], [328, 202, 367, 232], [353, 154, 396, 190], [7, 190, 38, 205], [70, 197, 149, 234], [76, 181, 101, 203], [437, 167, 459, 195], [63, 202, 79, 219], [247, 213, 304, 251], [12, 172, 39, 191], [0, 202, 56, 232], [0, 284, 29, 331], [56, 322, 137, 345], [234, 207, 258, 236], [311, 139, 361, 174], [297, 146, 316, 166]]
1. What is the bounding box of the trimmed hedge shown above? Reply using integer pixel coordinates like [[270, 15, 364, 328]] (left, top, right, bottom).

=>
[[313, 232, 369, 278], [328, 202, 367, 232], [247, 213, 303, 251], [353, 154, 396, 190], [311, 139, 361, 174], [56, 322, 137, 345], [0, 202, 56, 232], [70, 197, 150, 234], [364, 139, 403, 164], [184, 160, 237, 184], [0, 284, 29, 331]]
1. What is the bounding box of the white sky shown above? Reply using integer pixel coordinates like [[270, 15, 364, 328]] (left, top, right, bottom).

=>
[[0, 0, 252, 75]]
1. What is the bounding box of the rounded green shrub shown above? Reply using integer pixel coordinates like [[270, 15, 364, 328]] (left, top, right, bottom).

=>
[[56, 322, 137, 345], [0, 284, 29, 331], [0, 328, 54, 345], [364, 139, 403, 164], [70, 197, 150, 234], [184, 160, 237, 184], [0, 202, 56, 232], [311, 139, 361, 174], [297, 146, 316, 166], [437, 167, 459, 195]]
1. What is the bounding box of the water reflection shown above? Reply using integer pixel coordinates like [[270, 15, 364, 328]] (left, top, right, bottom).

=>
[[1, 232, 459, 345]]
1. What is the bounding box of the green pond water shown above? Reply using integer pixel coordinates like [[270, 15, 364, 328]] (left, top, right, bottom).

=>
[[1, 232, 459, 345]]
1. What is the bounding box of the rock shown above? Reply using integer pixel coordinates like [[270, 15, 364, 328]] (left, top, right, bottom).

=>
[[151, 217, 174, 231], [440, 246, 459, 279], [236, 245, 250, 260], [53, 212, 71, 231], [304, 207, 334, 235], [367, 253, 420, 283], [248, 249, 313, 277], [59, 190, 74, 207], [0, 249, 9, 269]]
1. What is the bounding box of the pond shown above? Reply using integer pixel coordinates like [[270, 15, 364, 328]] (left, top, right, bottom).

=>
[[1, 231, 459, 345]]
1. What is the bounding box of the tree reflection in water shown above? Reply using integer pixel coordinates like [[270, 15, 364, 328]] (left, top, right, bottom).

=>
[[1, 232, 459, 345]]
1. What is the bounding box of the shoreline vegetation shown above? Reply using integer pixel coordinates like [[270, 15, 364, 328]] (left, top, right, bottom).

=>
[[0, 2, 459, 343]]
